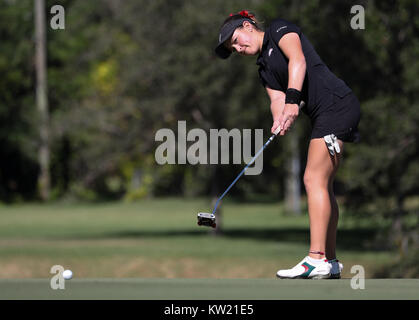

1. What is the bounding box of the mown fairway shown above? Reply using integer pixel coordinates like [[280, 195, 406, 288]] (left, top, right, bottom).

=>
[[0, 198, 394, 279], [1, 279, 418, 300]]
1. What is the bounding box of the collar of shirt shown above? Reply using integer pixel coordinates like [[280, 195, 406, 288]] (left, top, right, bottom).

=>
[[256, 31, 270, 67]]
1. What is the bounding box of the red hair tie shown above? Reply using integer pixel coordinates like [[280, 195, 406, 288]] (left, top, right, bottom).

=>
[[239, 10, 254, 19], [229, 10, 255, 19]]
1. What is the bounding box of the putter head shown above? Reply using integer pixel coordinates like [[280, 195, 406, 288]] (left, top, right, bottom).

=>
[[197, 212, 216, 228]]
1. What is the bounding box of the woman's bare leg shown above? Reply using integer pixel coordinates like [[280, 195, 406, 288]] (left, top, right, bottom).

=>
[[303, 138, 343, 260]]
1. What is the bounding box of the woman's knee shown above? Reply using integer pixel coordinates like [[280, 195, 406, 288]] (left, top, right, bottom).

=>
[[303, 170, 328, 192]]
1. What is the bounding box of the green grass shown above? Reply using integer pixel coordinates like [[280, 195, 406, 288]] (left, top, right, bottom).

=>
[[0, 198, 397, 279], [1, 279, 418, 300]]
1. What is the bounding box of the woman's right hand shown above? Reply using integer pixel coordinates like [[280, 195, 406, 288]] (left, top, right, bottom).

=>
[[271, 120, 281, 135]]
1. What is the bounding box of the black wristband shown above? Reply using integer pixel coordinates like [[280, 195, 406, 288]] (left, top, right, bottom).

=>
[[285, 88, 301, 105]]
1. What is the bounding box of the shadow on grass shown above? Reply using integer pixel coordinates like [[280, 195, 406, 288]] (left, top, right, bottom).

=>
[[71, 227, 381, 251]]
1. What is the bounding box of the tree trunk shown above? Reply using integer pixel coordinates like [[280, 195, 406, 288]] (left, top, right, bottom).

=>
[[35, 0, 50, 201], [285, 130, 301, 215], [391, 196, 407, 256]]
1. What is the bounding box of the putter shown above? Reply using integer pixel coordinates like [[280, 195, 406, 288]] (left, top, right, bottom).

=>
[[197, 102, 305, 228]]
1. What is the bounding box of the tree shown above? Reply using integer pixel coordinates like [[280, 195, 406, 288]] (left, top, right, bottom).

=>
[[339, 1, 419, 269], [0, 0, 39, 202], [34, 0, 50, 201]]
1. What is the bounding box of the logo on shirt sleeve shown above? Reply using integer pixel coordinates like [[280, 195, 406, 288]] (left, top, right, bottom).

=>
[[276, 26, 287, 32]]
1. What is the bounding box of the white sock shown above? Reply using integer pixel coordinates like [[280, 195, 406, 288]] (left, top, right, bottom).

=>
[[306, 256, 325, 265]]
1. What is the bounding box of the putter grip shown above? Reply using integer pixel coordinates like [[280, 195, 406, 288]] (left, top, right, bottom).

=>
[[273, 101, 306, 136]]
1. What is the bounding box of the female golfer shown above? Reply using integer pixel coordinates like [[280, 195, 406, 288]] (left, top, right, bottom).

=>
[[215, 10, 360, 279]]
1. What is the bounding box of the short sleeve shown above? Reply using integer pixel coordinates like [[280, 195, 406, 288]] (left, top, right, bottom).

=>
[[258, 67, 285, 92], [269, 19, 301, 45]]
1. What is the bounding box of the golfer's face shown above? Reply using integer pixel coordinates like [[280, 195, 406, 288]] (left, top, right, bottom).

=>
[[229, 28, 255, 56]]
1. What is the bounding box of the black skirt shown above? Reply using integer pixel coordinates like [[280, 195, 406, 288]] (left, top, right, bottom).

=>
[[310, 92, 361, 143]]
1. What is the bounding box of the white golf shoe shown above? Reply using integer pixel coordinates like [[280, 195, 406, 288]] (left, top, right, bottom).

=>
[[276, 256, 331, 279]]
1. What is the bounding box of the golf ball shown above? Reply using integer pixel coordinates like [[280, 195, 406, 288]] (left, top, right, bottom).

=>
[[63, 269, 73, 280]]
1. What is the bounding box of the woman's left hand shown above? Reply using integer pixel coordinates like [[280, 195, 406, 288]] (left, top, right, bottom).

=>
[[278, 103, 299, 135]]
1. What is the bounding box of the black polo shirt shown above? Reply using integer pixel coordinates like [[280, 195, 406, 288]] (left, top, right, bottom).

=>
[[256, 18, 352, 119]]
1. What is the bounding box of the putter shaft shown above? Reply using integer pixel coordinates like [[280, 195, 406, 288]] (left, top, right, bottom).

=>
[[212, 133, 277, 215], [211, 101, 305, 215]]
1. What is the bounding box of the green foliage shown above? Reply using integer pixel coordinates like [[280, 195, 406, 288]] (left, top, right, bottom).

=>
[[339, 1, 419, 258], [0, 0, 39, 201]]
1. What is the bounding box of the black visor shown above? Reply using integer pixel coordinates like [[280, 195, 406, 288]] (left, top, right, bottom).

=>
[[215, 17, 255, 59]]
